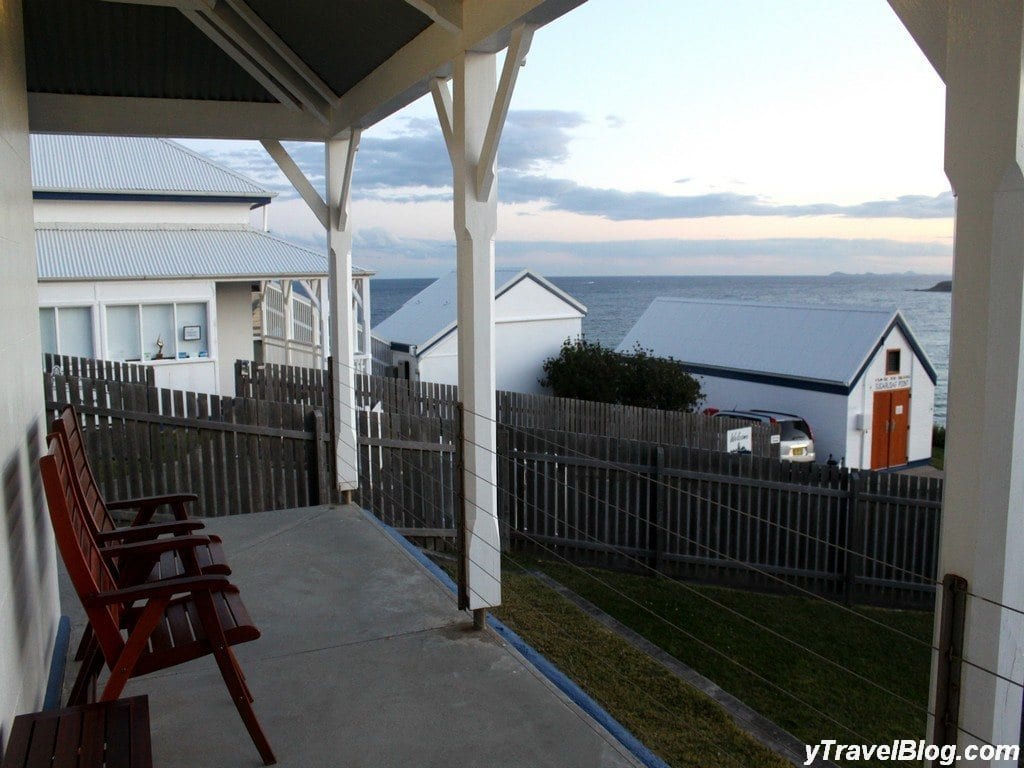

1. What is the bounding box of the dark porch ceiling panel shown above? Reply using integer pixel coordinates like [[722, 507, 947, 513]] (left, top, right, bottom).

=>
[[23, 0, 276, 102], [24, 0, 588, 140], [245, 0, 431, 96]]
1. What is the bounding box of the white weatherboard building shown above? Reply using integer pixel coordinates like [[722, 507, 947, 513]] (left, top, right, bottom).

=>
[[617, 299, 937, 470], [374, 269, 586, 394], [32, 135, 374, 395]]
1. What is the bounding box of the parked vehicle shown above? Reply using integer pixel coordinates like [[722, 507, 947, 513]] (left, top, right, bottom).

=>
[[708, 409, 816, 463]]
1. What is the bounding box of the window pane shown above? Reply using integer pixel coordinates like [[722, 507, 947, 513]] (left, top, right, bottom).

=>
[[58, 306, 94, 358], [176, 302, 208, 358], [141, 304, 175, 360], [107, 306, 141, 361], [39, 308, 57, 356]]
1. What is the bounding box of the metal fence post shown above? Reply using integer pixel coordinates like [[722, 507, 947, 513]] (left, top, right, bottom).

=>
[[933, 574, 968, 747], [843, 470, 862, 603], [652, 445, 665, 572], [455, 402, 469, 611]]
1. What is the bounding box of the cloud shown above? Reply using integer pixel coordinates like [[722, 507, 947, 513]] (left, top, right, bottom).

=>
[[191, 110, 953, 223], [606, 114, 626, 129], [501, 175, 955, 220]]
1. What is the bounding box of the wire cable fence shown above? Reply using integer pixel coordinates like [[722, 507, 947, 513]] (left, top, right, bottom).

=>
[[45, 355, 1024, 759]]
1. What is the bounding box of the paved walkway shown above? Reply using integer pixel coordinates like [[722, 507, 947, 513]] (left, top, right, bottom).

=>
[[59, 505, 642, 768]]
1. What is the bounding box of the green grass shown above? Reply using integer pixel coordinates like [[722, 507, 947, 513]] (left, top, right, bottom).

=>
[[513, 554, 933, 766], [931, 445, 944, 470], [490, 561, 792, 768]]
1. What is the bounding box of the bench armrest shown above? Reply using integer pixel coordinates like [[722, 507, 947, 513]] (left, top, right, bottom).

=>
[[86, 575, 235, 606], [97, 520, 204, 543]]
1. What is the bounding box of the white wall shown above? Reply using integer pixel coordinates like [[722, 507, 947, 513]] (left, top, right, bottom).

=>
[[34, 198, 254, 226], [0, 0, 61, 742], [700, 377, 849, 463], [416, 279, 583, 393], [845, 324, 936, 468], [215, 281, 254, 395]]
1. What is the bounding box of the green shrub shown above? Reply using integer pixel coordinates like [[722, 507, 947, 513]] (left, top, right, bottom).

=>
[[540, 338, 704, 412]]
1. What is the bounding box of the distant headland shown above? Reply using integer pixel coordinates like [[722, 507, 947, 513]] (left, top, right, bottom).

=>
[[915, 280, 952, 293]]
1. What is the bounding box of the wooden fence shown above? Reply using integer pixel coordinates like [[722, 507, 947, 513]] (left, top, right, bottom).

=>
[[43, 370, 331, 517], [500, 426, 942, 607], [234, 358, 778, 456], [45, 355, 943, 607]]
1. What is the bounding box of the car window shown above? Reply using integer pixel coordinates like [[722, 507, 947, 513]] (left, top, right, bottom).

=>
[[780, 421, 811, 441]]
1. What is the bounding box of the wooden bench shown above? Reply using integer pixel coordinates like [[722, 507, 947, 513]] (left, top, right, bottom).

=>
[[1, 696, 152, 768], [40, 428, 276, 765]]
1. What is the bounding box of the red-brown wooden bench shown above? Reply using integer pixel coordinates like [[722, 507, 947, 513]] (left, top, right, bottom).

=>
[[40, 430, 276, 765], [1, 696, 152, 768], [51, 407, 233, 666]]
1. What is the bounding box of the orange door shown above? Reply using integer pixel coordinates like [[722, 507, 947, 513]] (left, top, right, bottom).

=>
[[871, 391, 891, 469], [871, 389, 911, 469], [889, 388, 910, 466]]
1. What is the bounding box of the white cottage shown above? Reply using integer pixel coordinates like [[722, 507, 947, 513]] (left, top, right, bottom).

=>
[[32, 135, 374, 395], [374, 269, 586, 394], [617, 298, 937, 470]]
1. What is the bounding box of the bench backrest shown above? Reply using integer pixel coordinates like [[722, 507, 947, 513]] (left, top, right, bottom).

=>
[[40, 433, 125, 663], [53, 406, 118, 538]]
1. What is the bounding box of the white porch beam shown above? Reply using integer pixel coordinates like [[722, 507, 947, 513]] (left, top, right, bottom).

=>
[[887, 0, 948, 82], [326, 130, 361, 495], [28, 93, 326, 140], [402, 0, 463, 33], [260, 140, 329, 229], [430, 77, 456, 161], [929, 3, 1024, 755], [476, 24, 533, 201], [180, 3, 333, 124], [330, 0, 584, 133], [106, 0, 334, 123]]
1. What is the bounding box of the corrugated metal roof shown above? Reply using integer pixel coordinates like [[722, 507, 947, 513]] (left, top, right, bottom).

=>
[[31, 135, 274, 199], [615, 298, 935, 387], [373, 268, 586, 351], [35, 225, 328, 281]]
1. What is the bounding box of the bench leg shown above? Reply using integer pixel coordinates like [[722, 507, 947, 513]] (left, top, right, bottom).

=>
[[68, 643, 104, 706], [212, 646, 276, 766]]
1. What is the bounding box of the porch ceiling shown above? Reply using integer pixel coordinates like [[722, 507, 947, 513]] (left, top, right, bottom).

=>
[[23, 0, 585, 140]]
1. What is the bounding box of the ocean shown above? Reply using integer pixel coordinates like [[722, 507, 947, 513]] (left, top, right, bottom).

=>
[[371, 274, 953, 423]]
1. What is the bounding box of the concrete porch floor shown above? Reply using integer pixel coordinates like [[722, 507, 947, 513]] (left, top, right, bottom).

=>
[[59, 505, 642, 768]]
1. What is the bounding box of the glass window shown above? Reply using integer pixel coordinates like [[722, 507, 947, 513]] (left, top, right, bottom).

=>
[[39, 308, 57, 356], [58, 306, 94, 358], [107, 305, 142, 361], [176, 302, 208, 358], [886, 349, 901, 375], [141, 303, 175, 360]]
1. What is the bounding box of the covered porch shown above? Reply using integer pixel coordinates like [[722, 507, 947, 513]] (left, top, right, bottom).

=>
[[57, 504, 640, 767]]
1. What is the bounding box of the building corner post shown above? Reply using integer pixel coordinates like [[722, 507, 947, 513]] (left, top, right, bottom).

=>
[[931, 3, 1024, 754]]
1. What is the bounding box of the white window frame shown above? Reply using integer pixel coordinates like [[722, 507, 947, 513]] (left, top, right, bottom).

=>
[[39, 304, 98, 358]]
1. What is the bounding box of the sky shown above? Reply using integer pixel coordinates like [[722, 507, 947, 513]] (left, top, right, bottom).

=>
[[182, 0, 952, 279]]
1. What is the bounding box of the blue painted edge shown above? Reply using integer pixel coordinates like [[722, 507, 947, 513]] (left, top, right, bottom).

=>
[[43, 616, 71, 710], [362, 510, 670, 768], [878, 457, 935, 474]]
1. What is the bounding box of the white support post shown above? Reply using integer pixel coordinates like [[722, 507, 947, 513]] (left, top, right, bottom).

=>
[[930, 4, 1024, 756], [261, 136, 361, 494], [437, 51, 503, 611], [326, 131, 361, 496]]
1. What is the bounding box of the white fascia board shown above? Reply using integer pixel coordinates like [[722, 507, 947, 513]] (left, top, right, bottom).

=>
[[28, 93, 330, 141]]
